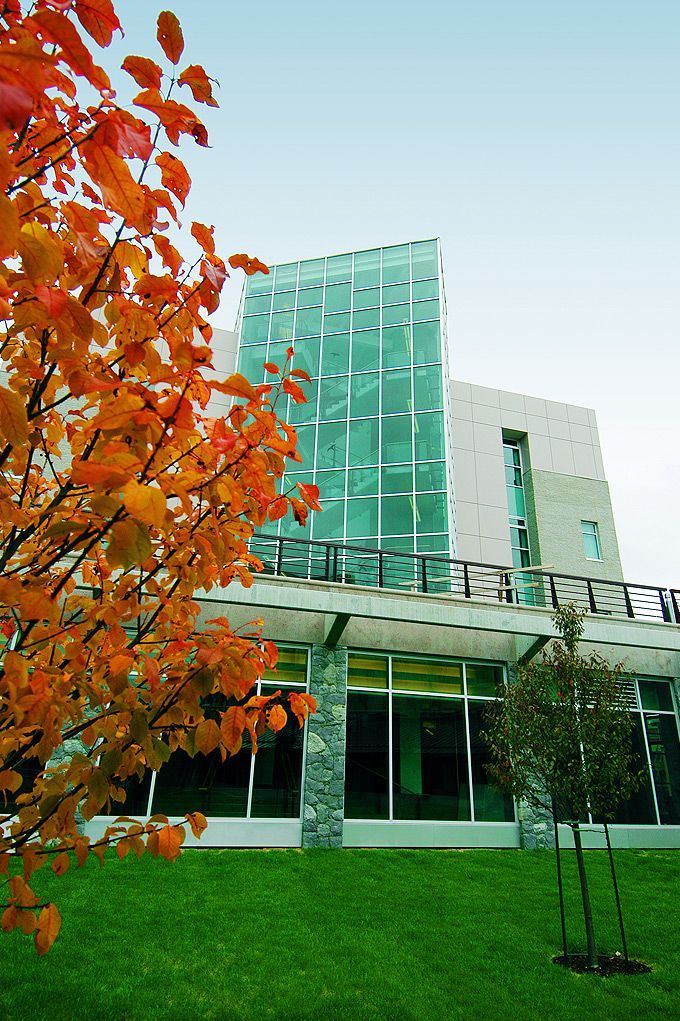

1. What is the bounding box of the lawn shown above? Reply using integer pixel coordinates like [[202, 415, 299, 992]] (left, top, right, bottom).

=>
[[1, 848, 678, 1021]]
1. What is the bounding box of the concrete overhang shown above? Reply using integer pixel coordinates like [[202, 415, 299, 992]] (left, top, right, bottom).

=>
[[197, 575, 680, 677]]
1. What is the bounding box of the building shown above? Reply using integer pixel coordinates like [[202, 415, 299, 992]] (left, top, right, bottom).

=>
[[88, 239, 680, 851]]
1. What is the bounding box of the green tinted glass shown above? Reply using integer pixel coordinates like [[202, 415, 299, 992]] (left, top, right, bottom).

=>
[[411, 240, 438, 280], [353, 287, 380, 309], [294, 424, 316, 467], [382, 494, 414, 536], [383, 282, 410, 305], [321, 332, 350, 376], [382, 415, 412, 464], [315, 468, 346, 500], [297, 286, 323, 308], [393, 658, 462, 694], [506, 485, 526, 518], [466, 663, 503, 697], [246, 272, 273, 296], [412, 278, 438, 300], [350, 372, 379, 419], [317, 421, 346, 468], [413, 321, 441, 364], [326, 253, 352, 283], [270, 310, 295, 340], [241, 314, 269, 344], [382, 464, 413, 494], [382, 325, 411, 368], [354, 249, 380, 288], [274, 263, 297, 291], [414, 412, 444, 460], [237, 344, 267, 384], [295, 306, 322, 338], [313, 499, 344, 540], [382, 369, 411, 414], [382, 303, 410, 328], [416, 492, 447, 533], [288, 379, 317, 425], [348, 418, 379, 466], [279, 509, 310, 539], [324, 312, 351, 334], [413, 365, 443, 411], [293, 336, 320, 379], [415, 461, 446, 491], [318, 375, 348, 420], [416, 533, 449, 554], [244, 294, 271, 315], [273, 290, 296, 311], [346, 497, 378, 538], [382, 245, 410, 284], [347, 467, 379, 497], [325, 282, 351, 313], [348, 653, 388, 689], [412, 299, 439, 322], [351, 329, 380, 372], [383, 535, 414, 553], [298, 259, 324, 287], [267, 341, 290, 376], [353, 307, 380, 331], [639, 679, 674, 712]]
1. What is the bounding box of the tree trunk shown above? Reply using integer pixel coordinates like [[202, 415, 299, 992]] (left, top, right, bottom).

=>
[[603, 821, 629, 961], [572, 822, 598, 969], [553, 799, 568, 959]]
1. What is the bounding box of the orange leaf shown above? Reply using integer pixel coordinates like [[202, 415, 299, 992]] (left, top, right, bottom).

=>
[[30, 9, 110, 92], [34, 285, 68, 318], [34, 903, 61, 956], [106, 520, 152, 570], [220, 705, 245, 755], [1, 905, 17, 934], [185, 811, 208, 839], [282, 378, 307, 405], [0, 195, 19, 260], [156, 151, 191, 205], [194, 718, 221, 755], [263, 362, 280, 375], [51, 852, 70, 877], [216, 373, 258, 403], [75, 0, 122, 47], [17, 223, 64, 283], [83, 143, 146, 230], [268, 704, 287, 733], [0, 769, 22, 794], [157, 824, 184, 862], [228, 253, 269, 276], [0, 385, 28, 448], [297, 482, 323, 512], [157, 11, 184, 65], [0, 81, 33, 131], [178, 64, 218, 106], [191, 221, 215, 255], [268, 496, 288, 521], [122, 55, 163, 90], [290, 368, 311, 382]]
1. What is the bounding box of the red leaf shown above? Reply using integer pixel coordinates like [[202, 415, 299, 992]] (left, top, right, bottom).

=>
[[121, 55, 163, 90], [0, 81, 33, 130], [157, 11, 184, 65], [30, 9, 111, 92], [268, 496, 288, 521], [297, 482, 323, 512], [282, 378, 307, 405], [263, 362, 280, 375], [290, 368, 311, 381], [156, 152, 191, 205], [178, 64, 218, 107], [74, 0, 122, 47], [34, 285, 68, 318]]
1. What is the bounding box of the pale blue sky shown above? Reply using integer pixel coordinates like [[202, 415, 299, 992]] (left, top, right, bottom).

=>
[[110, 1, 678, 584]]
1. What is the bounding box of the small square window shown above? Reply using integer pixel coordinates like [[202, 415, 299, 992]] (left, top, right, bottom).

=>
[[581, 520, 602, 560]]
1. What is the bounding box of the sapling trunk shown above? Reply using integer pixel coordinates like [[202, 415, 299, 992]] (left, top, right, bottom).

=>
[[552, 799, 568, 959], [604, 821, 629, 961], [572, 822, 598, 969]]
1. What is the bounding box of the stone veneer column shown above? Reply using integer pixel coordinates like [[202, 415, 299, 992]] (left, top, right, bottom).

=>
[[301, 644, 348, 849], [505, 664, 556, 851]]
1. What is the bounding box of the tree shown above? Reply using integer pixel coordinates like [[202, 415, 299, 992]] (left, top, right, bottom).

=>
[[0, 1, 320, 954], [484, 604, 642, 970]]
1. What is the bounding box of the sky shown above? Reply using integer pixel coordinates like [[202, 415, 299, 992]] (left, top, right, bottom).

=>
[[108, 1, 678, 585]]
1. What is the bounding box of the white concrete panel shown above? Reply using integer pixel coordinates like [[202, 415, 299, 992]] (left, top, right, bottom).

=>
[[593, 447, 606, 480], [452, 417, 474, 451], [472, 421, 503, 455], [550, 438, 577, 475], [452, 399, 472, 421], [452, 448, 478, 499], [455, 500, 481, 535], [478, 503, 511, 540], [473, 452, 507, 507], [472, 402, 502, 427], [452, 380, 472, 402], [480, 535, 513, 566], [498, 409, 528, 434], [567, 404, 590, 426], [470, 383, 500, 407], [572, 442, 598, 479], [524, 395, 547, 417], [545, 400, 568, 421], [587, 408, 598, 427], [569, 422, 592, 445], [499, 390, 526, 413], [455, 532, 482, 562], [547, 418, 571, 440], [526, 413, 549, 436], [526, 433, 553, 471]]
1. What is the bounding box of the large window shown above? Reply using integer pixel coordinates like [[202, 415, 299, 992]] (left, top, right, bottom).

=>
[[124, 647, 309, 821], [345, 653, 515, 824], [503, 438, 534, 605]]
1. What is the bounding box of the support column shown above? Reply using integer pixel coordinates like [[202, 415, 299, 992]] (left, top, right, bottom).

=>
[[301, 644, 348, 848]]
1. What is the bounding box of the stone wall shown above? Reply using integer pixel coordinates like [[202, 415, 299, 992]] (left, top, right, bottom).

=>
[[301, 644, 348, 848]]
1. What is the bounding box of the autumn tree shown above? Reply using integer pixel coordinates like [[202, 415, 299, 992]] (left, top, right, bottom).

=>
[[0, 0, 320, 954], [484, 604, 642, 971]]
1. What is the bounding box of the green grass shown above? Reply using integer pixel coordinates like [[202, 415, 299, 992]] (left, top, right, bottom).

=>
[[1, 848, 678, 1021]]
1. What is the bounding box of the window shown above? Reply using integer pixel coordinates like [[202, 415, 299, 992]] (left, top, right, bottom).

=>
[[503, 438, 533, 604], [345, 654, 515, 824], [581, 520, 602, 560]]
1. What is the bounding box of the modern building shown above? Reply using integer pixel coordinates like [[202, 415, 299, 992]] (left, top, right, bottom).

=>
[[88, 240, 680, 852]]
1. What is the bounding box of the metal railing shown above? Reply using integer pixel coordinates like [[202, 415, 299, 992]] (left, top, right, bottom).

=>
[[248, 533, 680, 627]]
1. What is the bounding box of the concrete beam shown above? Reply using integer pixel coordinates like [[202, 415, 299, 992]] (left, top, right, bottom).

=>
[[516, 634, 551, 665], [324, 612, 351, 648]]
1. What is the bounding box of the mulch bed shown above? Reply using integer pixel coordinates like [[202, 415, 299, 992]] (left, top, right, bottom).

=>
[[553, 953, 652, 976]]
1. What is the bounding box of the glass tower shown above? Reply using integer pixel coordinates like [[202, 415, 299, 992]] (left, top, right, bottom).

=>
[[236, 240, 455, 561]]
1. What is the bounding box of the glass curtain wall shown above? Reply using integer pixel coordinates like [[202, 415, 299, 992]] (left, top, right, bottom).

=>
[[344, 653, 515, 823], [237, 241, 453, 569], [117, 647, 309, 821]]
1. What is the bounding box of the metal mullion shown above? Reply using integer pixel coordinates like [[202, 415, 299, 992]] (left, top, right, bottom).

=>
[[388, 654, 394, 822], [636, 682, 661, 825], [245, 677, 260, 819], [296, 647, 312, 823], [145, 771, 157, 817], [463, 664, 476, 822]]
